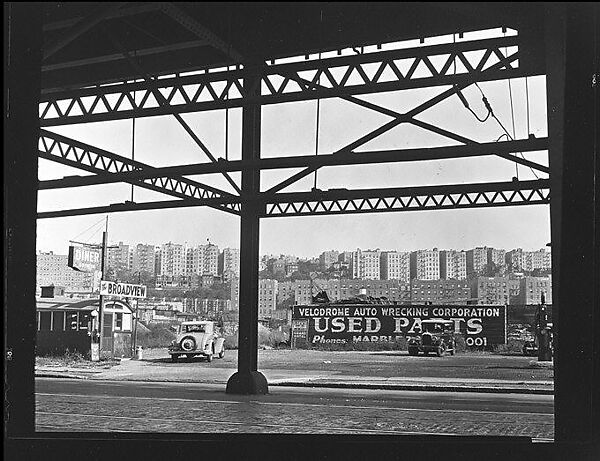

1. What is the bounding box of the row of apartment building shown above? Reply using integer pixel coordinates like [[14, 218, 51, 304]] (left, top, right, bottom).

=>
[[106, 242, 241, 282], [324, 247, 551, 282], [229, 275, 552, 321]]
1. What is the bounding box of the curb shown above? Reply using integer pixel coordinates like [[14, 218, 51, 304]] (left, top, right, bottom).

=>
[[36, 372, 89, 380], [35, 372, 553, 394], [271, 381, 554, 394]]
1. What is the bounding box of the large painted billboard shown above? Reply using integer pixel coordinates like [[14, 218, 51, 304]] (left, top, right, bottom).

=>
[[292, 304, 506, 348]]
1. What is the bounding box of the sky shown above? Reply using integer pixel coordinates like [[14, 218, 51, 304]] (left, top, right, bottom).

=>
[[36, 29, 550, 259]]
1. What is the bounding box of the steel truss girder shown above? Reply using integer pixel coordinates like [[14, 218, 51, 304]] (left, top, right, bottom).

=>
[[262, 179, 550, 217], [39, 35, 528, 126], [38, 129, 241, 215], [37, 179, 550, 219], [37, 138, 548, 190]]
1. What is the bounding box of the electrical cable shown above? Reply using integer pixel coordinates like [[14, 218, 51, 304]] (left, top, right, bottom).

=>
[[461, 82, 541, 180], [71, 216, 106, 242], [313, 10, 323, 190]]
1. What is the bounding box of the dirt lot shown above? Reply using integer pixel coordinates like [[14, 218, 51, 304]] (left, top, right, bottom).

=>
[[139, 347, 553, 382]]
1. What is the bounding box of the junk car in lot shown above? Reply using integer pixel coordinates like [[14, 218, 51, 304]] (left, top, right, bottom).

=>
[[168, 320, 225, 362], [407, 319, 458, 357]]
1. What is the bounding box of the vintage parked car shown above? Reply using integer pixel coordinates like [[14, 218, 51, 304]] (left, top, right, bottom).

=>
[[523, 323, 554, 357], [407, 319, 458, 357], [168, 320, 225, 362]]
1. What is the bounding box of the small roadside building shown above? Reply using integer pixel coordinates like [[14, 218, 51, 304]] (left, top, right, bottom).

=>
[[36, 286, 134, 358]]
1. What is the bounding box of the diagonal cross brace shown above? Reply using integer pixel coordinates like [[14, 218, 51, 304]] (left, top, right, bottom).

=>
[[38, 129, 240, 215], [268, 47, 542, 193], [107, 32, 242, 195]]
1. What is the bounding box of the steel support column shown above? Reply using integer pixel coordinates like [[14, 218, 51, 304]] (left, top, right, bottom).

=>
[[4, 2, 42, 436], [226, 65, 268, 394], [547, 3, 598, 447]]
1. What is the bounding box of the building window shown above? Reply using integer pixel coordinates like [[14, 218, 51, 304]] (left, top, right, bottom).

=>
[[66, 312, 79, 331]]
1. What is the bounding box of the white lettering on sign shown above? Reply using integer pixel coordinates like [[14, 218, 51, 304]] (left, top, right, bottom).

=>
[[100, 281, 147, 298]]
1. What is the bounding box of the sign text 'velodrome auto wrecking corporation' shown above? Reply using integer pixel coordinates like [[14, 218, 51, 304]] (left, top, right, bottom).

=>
[[100, 280, 147, 298], [292, 304, 506, 348]]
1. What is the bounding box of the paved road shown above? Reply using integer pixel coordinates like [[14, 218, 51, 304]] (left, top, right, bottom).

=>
[[36, 378, 554, 439]]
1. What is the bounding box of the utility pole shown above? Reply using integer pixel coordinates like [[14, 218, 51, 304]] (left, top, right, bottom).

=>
[[98, 216, 108, 354]]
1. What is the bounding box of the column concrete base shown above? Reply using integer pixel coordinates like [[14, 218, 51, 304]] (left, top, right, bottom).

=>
[[226, 370, 269, 395]]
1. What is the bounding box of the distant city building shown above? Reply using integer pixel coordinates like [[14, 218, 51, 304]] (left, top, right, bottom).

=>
[[230, 277, 240, 310], [277, 281, 295, 306], [319, 250, 340, 270], [410, 279, 471, 304], [471, 276, 520, 305], [351, 249, 381, 280], [36, 251, 97, 292], [159, 242, 185, 276], [183, 298, 232, 315], [258, 279, 278, 319], [511, 276, 552, 305], [466, 247, 488, 277], [285, 262, 298, 277], [410, 249, 440, 281], [219, 248, 240, 282], [380, 251, 411, 283], [107, 241, 132, 272], [291, 279, 410, 305], [271, 259, 286, 276], [506, 248, 530, 272], [529, 248, 552, 271], [439, 250, 467, 280], [201, 243, 219, 276], [487, 248, 506, 269], [131, 243, 156, 276]]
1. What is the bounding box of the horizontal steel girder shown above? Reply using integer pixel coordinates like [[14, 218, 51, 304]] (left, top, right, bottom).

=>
[[38, 129, 240, 215], [38, 137, 548, 190], [37, 179, 549, 219], [39, 35, 531, 126], [261, 179, 550, 217]]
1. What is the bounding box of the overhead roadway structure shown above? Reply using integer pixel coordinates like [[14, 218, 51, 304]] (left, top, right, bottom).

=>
[[5, 2, 598, 454]]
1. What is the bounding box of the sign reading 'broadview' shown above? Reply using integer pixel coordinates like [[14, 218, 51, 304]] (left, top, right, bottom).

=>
[[100, 280, 147, 298]]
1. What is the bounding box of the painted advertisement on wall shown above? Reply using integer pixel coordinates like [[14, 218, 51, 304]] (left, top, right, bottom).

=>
[[292, 304, 506, 348]]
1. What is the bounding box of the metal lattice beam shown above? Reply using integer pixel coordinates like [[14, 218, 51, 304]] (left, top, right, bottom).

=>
[[38, 138, 548, 190], [38, 129, 240, 215], [39, 35, 528, 126], [37, 179, 549, 219], [262, 179, 550, 217]]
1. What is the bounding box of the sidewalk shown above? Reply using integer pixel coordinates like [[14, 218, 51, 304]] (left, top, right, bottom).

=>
[[35, 360, 554, 395]]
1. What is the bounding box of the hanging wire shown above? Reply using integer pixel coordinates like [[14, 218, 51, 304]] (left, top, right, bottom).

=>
[[71, 216, 106, 242], [313, 10, 323, 190], [460, 82, 541, 180], [131, 81, 136, 201]]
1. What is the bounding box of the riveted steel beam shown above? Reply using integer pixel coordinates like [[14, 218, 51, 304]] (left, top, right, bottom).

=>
[[37, 179, 549, 219], [39, 35, 529, 125], [38, 137, 548, 190], [38, 129, 240, 215]]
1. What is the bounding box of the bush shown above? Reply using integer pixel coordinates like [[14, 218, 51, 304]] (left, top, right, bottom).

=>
[[136, 323, 177, 349], [493, 339, 525, 355], [223, 333, 238, 350]]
